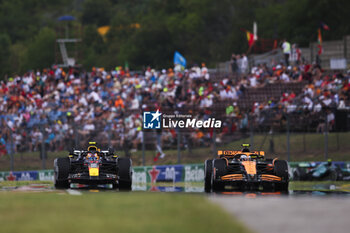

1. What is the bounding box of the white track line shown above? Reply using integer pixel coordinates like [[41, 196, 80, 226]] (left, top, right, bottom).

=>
[[66, 189, 82, 195]]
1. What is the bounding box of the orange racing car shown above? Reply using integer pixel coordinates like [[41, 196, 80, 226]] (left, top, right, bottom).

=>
[[205, 144, 289, 192]]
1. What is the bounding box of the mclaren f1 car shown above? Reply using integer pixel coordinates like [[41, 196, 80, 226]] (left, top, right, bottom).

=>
[[54, 142, 132, 190], [205, 144, 289, 192]]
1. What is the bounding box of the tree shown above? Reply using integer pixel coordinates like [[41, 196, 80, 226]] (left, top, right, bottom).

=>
[[23, 27, 56, 71], [82, 0, 112, 26], [0, 33, 12, 78]]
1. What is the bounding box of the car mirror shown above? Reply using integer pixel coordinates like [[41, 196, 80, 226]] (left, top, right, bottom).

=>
[[68, 149, 74, 155], [108, 147, 115, 155]]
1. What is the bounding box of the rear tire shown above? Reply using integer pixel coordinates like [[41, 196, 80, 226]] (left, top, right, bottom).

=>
[[112, 182, 118, 189], [54, 157, 70, 189], [118, 157, 132, 190], [274, 160, 289, 191], [212, 159, 226, 191], [204, 159, 213, 192], [275, 182, 289, 192]]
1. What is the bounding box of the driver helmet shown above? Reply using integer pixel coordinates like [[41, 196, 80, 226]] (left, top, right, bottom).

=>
[[327, 158, 332, 166], [87, 152, 99, 161], [240, 154, 249, 161], [241, 143, 250, 152]]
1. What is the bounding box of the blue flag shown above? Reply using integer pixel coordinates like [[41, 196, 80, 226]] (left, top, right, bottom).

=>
[[174, 51, 186, 68]]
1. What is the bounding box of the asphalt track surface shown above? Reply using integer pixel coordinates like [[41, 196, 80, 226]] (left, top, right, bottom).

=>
[[209, 194, 350, 233]]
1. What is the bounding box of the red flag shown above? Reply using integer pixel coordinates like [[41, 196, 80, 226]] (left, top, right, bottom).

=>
[[320, 22, 330, 30], [273, 40, 278, 49], [246, 30, 255, 48], [317, 28, 323, 55]]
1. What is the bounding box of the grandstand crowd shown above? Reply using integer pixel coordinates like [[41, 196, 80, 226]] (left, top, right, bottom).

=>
[[0, 58, 349, 157]]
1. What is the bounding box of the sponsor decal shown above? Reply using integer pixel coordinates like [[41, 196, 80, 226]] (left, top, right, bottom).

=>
[[149, 185, 160, 192], [132, 183, 148, 191], [6, 172, 16, 181], [38, 170, 54, 181], [156, 165, 183, 182], [184, 184, 205, 193], [17, 172, 35, 181], [184, 165, 205, 182], [155, 186, 183, 192], [13, 171, 38, 181], [148, 166, 160, 183], [164, 167, 176, 181], [132, 168, 147, 184]]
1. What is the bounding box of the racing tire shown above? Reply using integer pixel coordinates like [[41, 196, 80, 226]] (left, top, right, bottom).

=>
[[293, 167, 306, 181], [112, 182, 118, 189], [211, 159, 227, 191], [275, 182, 289, 192], [118, 157, 132, 190], [274, 160, 289, 191], [335, 168, 343, 181], [204, 159, 213, 192], [328, 170, 338, 181], [54, 157, 70, 189]]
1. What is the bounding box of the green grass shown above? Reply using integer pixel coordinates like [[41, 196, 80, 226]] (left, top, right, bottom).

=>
[[0, 192, 251, 233], [289, 181, 350, 192], [1, 131, 350, 171], [0, 180, 53, 188]]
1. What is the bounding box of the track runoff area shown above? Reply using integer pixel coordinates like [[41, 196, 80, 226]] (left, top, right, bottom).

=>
[[1, 180, 350, 233]]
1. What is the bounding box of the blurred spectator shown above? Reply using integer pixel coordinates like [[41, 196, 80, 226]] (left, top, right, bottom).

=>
[[240, 54, 249, 74], [0, 58, 349, 157], [281, 39, 291, 66]]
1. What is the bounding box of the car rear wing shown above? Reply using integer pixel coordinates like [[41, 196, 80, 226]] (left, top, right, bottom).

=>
[[217, 150, 265, 157], [69, 149, 116, 158]]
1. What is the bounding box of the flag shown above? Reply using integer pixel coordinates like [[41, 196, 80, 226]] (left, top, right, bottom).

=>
[[246, 30, 255, 48], [253, 22, 258, 41], [97, 26, 110, 37], [317, 22, 329, 55], [174, 51, 186, 67], [273, 39, 278, 49], [125, 61, 129, 71], [320, 22, 330, 30], [317, 28, 323, 55], [130, 23, 141, 29]]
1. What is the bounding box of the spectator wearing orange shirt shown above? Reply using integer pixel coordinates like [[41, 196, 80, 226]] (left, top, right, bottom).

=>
[[114, 95, 124, 108]]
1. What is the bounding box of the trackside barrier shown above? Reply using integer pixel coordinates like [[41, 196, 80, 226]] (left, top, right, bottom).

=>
[[0, 162, 349, 182], [0, 170, 54, 181], [0, 164, 205, 182]]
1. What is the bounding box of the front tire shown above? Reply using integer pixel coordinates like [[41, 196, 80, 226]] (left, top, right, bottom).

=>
[[204, 159, 213, 192], [212, 159, 226, 191], [118, 157, 132, 190], [54, 157, 70, 189], [293, 167, 306, 181]]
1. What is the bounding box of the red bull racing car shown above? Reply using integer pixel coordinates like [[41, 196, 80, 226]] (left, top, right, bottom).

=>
[[54, 142, 132, 190], [205, 144, 289, 192]]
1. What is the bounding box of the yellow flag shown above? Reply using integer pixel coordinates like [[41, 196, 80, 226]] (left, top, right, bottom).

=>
[[97, 26, 110, 37]]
